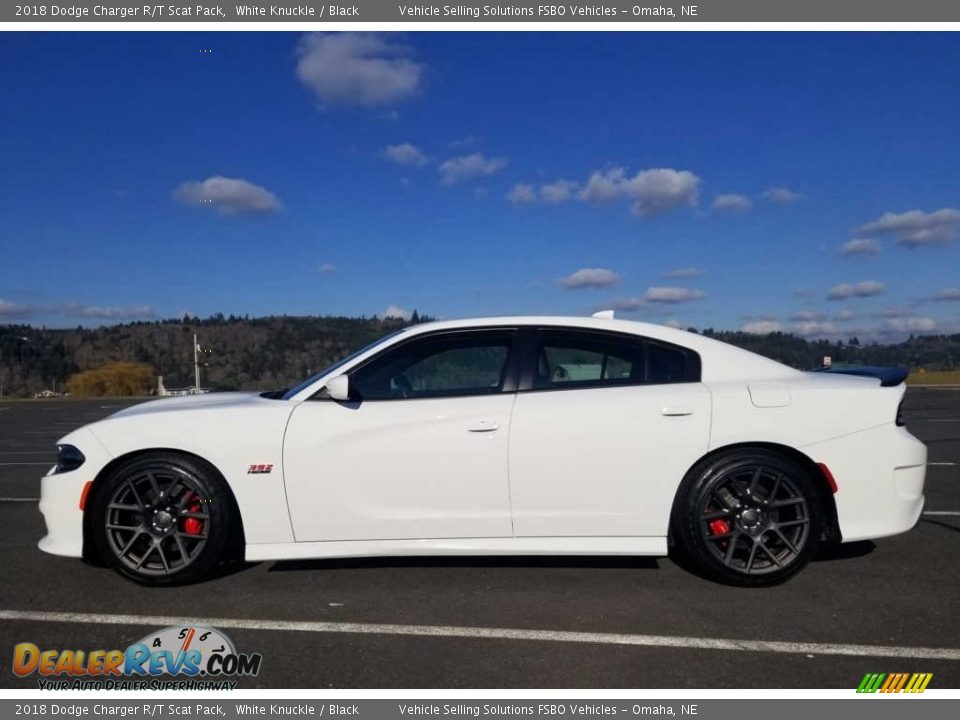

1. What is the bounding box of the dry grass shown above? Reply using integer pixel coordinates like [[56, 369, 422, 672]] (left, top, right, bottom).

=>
[[907, 370, 960, 386]]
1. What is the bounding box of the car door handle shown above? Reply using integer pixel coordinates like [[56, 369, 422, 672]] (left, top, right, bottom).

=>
[[662, 406, 694, 417], [467, 421, 499, 433]]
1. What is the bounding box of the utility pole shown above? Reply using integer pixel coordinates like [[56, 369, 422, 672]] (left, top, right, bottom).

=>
[[194, 333, 201, 393]]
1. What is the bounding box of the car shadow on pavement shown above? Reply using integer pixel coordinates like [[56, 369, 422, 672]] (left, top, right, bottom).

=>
[[267, 555, 660, 573], [813, 539, 876, 562]]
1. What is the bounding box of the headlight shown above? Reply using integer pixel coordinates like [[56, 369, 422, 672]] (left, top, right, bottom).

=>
[[55, 444, 86, 474]]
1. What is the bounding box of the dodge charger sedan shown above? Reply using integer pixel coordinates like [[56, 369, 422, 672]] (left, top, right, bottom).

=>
[[39, 315, 927, 586]]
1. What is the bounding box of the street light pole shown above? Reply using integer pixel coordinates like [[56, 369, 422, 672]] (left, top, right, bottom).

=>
[[194, 333, 201, 393]]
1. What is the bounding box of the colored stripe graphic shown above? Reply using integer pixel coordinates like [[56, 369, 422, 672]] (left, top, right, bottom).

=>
[[858, 672, 932, 693], [857, 672, 886, 693]]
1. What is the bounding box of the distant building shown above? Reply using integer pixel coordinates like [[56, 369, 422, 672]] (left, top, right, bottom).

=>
[[157, 375, 209, 397]]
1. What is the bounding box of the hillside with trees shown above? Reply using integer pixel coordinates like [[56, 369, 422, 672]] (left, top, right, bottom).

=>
[[1, 314, 958, 398]]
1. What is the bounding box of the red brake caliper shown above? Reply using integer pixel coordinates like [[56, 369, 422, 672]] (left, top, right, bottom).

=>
[[181, 493, 204, 536], [708, 519, 730, 536]]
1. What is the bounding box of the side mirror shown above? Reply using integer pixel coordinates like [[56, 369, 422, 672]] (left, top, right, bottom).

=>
[[324, 374, 351, 401]]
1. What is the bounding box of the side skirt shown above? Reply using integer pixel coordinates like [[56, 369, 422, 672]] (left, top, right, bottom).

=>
[[245, 536, 668, 562]]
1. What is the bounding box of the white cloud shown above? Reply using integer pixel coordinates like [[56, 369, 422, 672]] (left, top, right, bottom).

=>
[[877, 307, 912, 319], [580, 167, 701, 217], [174, 176, 282, 215], [644, 287, 706, 304], [662, 267, 704, 279], [762, 187, 804, 204], [507, 179, 579, 205], [742, 320, 784, 334], [792, 320, 839, 337], [935, 287, 960, 301], [296, 33, 424, 107], [540, 180, 578, 205], [883, 316, 937, 333], [318, 263, 336, 275], [508, 167, 699, 217], [789, 310, 825, 322], [384, 143, 427, 167], [826, 281, 886, 300], [380, 304, 412, 320], [506, 183, 536, 205], [834, 309, 856, 321], [710, 194, 752, 213], [608, 297, 648, 312], [559, 268, 622, 290], [438, 153, 507, 185], [579, 168, 625, 203], [857, 208, 960, 247], [663, 319, 683, 329], [65, 304, 154, 320], [838, 237, 881, 256], [0, 299, 31, 318]]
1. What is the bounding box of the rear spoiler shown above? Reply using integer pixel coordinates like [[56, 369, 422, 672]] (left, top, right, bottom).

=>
[[811, 365, 909, 387]]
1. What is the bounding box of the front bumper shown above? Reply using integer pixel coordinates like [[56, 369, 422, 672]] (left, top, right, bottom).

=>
[[801, 423, 926, 543], [38, 428, 112, 558]]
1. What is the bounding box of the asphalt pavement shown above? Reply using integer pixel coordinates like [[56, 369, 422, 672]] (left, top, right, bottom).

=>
[[0, 390, 957, 689]]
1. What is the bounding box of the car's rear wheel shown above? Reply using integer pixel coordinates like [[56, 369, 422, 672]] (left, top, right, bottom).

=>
[[672, 449, 823, 586], [90, 453, 234, 585]]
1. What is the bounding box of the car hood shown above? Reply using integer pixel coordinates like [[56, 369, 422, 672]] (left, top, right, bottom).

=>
[[106, 391, 277, 419]]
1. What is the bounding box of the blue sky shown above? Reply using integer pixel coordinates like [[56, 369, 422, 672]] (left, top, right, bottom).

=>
[[0, 31, 958, 341]]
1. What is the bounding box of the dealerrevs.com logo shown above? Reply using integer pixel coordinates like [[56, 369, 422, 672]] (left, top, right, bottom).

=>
[[13, 626, 262, 690], [857, 672, 933, 693]]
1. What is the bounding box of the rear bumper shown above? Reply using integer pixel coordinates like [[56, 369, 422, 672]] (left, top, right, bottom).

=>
[[801, 423, 926, 543]]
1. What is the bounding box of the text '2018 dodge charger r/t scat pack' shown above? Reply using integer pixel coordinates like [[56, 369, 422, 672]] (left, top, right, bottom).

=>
[[39, 315, 926, 586]]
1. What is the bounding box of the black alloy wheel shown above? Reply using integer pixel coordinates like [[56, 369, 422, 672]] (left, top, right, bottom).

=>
[[91, 453, 235, 585], [672, 449, 824, 586]]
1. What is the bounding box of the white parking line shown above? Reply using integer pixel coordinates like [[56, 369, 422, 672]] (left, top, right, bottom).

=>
[[0, 498, 39, 502], [923, 511, 960, 517], [928, 419, 960, 422], [928, 462, 958, 466], [0, 462, 51, 466], [0, 609, 958, 661]]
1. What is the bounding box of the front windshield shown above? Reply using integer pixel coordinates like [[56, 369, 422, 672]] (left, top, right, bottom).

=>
[[281, 329, 406, 400]]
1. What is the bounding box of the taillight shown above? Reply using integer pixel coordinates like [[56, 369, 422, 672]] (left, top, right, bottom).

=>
[[896, 401, 906, 427]]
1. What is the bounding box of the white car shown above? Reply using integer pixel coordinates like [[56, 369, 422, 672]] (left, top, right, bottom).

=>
[[38, 315, 927, 586]]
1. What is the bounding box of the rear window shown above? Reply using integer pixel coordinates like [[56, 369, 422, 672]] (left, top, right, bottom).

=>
[[534, 330, 700, 389]]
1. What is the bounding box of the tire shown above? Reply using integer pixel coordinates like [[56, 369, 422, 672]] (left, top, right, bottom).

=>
[[671, 449, 823, 587], [90, 452, 236, 586]]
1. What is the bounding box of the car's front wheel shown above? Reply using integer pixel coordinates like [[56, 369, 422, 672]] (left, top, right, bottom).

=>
[[90, 452, 235, 585], [672, 449, 824, 586]]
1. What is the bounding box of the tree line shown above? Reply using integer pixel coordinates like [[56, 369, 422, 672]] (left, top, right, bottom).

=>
[[0, 314, 957, 398]]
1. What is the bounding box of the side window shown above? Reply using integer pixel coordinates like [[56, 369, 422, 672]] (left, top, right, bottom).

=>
[[648, 342, 689, 383], [349, 332, 514, 400], [532, 330, 700, 390], [534, 334, 645, 389]]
